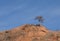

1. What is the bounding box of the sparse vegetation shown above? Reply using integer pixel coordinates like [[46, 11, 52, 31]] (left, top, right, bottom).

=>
[[0, 24, 60, 41], [35, 16, 44, 26]]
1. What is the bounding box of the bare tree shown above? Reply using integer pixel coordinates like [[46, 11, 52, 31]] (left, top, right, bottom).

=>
[[35, 16, 44, 25]]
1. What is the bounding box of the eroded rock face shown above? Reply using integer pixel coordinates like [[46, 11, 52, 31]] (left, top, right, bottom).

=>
[[0, 24, 60, 41]]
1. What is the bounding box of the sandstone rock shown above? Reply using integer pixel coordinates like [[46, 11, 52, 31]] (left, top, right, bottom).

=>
[[0, 24, 60, 41]]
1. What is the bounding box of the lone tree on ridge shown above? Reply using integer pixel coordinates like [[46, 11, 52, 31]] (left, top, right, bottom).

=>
[[35, 16, 44, 25]]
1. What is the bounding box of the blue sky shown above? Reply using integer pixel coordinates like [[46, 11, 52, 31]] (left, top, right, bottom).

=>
[[0, 0, 60, 31]]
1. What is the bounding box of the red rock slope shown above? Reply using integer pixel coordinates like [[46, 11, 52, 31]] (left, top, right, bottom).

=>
[[0, 24, 60, 41]]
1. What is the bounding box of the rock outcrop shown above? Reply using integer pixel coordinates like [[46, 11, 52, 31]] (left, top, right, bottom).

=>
[[0, 24, 60, 41]]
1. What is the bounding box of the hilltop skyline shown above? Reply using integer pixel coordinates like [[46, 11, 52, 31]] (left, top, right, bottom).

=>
[[0, 0, 60, 31]]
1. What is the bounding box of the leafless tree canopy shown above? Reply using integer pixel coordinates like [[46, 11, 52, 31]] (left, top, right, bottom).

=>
[[35, 16, 44, 23]]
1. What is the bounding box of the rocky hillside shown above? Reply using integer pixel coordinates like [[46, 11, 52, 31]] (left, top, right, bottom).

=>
[[0, 24, 60, 41]]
